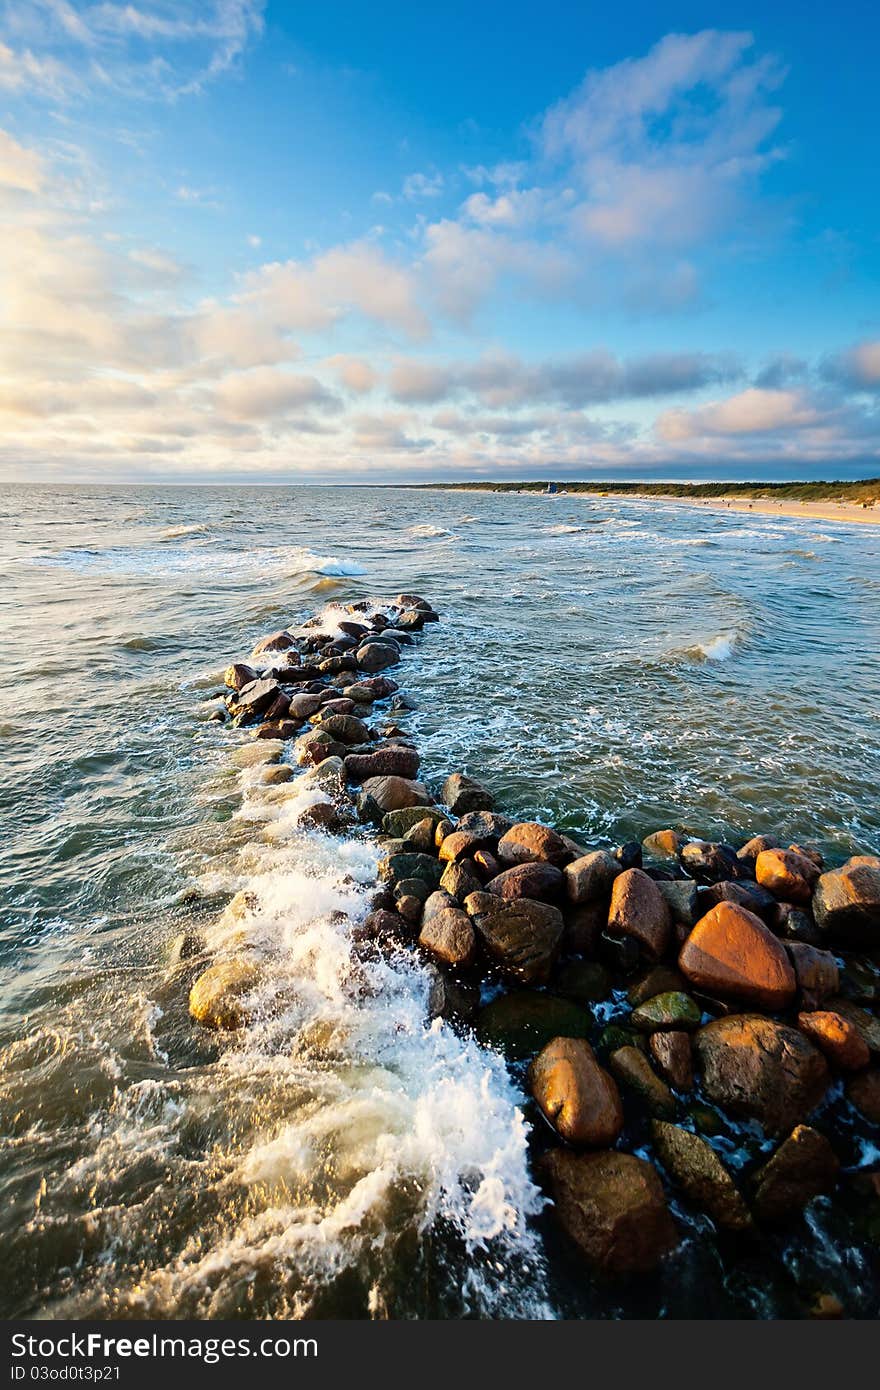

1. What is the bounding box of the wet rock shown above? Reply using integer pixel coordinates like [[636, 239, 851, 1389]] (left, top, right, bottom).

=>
[[812, 856, 880, 945], [737, 834, 779, 865], [355, 908, 408, 944], [314, 713, 370, 745], [564, 851, 622, 904], [477, 991, 590, 1060], [298, 799, 347, 833], [382, 805, 447, 838], [680, 840, 740, 883], [294, 729, 346, 766], [609, 1046, 676, 1117], [706, 879, 777, 919], [379, 852, 443, 890], [360, 775, 432, 812], [562, 900, 608, 954], [418, 907, 476, 968], [540, 1149, 677, 1279], [298, 756, 346, 796], [772, 901, 822, 946], [434, 818, 455, 847], [529, 1038, 624, 1147], [465, 892, 564, 985], [189, 957, 260, 1030], [252, 629, 296, 656], [649, 1031, 693, 1091], [457, 810, 512, 841], [394, 877, 432, 905], [422, 889, 458, 923], [497, 821, 569, 867], [232, 677, 281, 720], [256, 719, 300, 740], [643, 829, 683, 859], [846, 1067, 880, 1123], [627, 965, 685, 1006], [485, 861, 565, 904], [752, 1125, 840, 1222], [258, 763, 294, 785], [424, 963, 479, 1022], [678, 902, 796, 1011], [473, 848, 500, 880], [231, 739, 283, 768], [441, 772, 496, 816], [786, 942, 840, 1009], [439, 859, 483, 901], [318, 655, 359, 676], [552, 959, 612, 1004], [403, 817, 438, 852], [823, 997, 880, 1053], [607, 868, 671, 961], [224, 661, 259, 691], [287, 692, 324, 719], [614, 842, 643, 870], [631, 991, 702, 1032], [651, 1121, 752, 1232], [797, 1010, 870, 1070], [755, 847, 820, 905], [657, 879, 700, 928], [694, 1015, 830, 1134], [356, 641, 400, 673], [345, 747, 420, 781], [438, 829, 483, 862]]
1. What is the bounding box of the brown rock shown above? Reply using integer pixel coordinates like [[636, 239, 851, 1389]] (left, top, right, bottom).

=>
[[627, 965, 686, 1006], [486, 861, 565, 904], [649, 1031, 693, 1091], [562, 900, 609, 955], [607, 868, 671, 960], [252, 629, 296, 656], [315, 713, 371, 745], [812, 857, 880, 944], [417, 908, 476, 967], [737, 833, 779, 864], [345, 747, 420, 781], [755, 847, 820, 905], [189, 958, 260, 1030], [678, 901, 796, 1010], [421, 889, 458, 923], [356, 641, 400, 673], [564, 850, 622, 904], [651, 1121, 752, 1231], [694, 1015, 830, 1134], [643, 829, 683, 859], [497, 821, 569, 867], [846, 1066, 880, 1122], [224, 661, 259, 691], [439, 859, 483, 901], [288, 691, 324, 719], [466, 893, 564, 985], [786, 941, 839, 1009], [438, 829, 482, 863], [528, 1038, 623, 1147], [403, 817, 437, 852], [473, 848, 500, 879], [441, 772, 495, 816], [822, 997, 880, 1053], [540, 1149, 677, 1278], [360, 775, 432, 812], [609, 1046, 676, 1117], [798, 1010, 870, 1070], [752, 1125, 840, 1222]]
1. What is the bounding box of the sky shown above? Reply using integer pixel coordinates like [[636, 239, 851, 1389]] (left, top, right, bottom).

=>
[[0, 1, 878, 484]]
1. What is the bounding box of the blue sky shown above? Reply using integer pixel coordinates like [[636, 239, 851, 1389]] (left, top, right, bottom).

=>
[[0, 0, 878, 481]]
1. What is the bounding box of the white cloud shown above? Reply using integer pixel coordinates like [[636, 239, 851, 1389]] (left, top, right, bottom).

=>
[[656, 388, 817, 440], [402, 170, 444, 200]]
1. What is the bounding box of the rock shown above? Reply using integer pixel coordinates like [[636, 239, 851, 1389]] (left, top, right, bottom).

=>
[[439, 859, 483, 901], [497, 821, 569, 867], [771, 900, 821, 945], [256, 717, 299, 740], [694, 1015, 830, 1134], [706, 879, 777, 919], [737, 833, 779, 864], [657, 880, 700, 928], [812, 857, 880, 945], [649, 1031, 693, 1091], [529, 1038, 624, 1146], [252, 629, 296, 656], [680, 840, 740, 883], [422, 889, 458, 922], [441, 772, 496, 816], [607, 868, 671, 960], [438, 829, 483, 862], [231, 739, 283, 768], [418, 908, 476, 968], [540, 1149, 677, 1279], [846, 1067, 880, 1123], [294, 729, 345, 766], [356, 641, 400, 673], [631, 992, 702, 1032], [318, 655, 359, 675], [298, 799, 346, 832], [552, 959, 612, 1004], [403, 817, 437, 852], [473, 849, 500, 879], [755, 847, 820, 905], [678, 902, 797, 1010], [609, 1047, 676, 1117], [651, 1121, 752, 1232], [643, 829, 683, 859], [424, 964, 479, 1022], [315, 713, 371, 745], [360, 775, 432, 812], [288, 692, 324, 719], [355, 909, 408, 944], [382, 805, 447, 838], [394, 876, 432, 905], [615, 841, 643, 870], [395, 894, 423, 926], [379, 852, 443, 889], [232, 677, 281, 719], [298, 756, 346, 795], [564, 851, 622, 904], [627, 965, 686, 1006], [224, 662, 259, 691], [786, 941, 839, 1008], [562, 900, 608, 954], [456, 810, 512, 840], [189, 957, 260, 1030], [797, 1011, 870, 1070], [485, 862, 565, 904], [823, 997, 880, 1053], [752, 1125, 840, 1222], [344, 747, 420, 781], [259, 763, 294, 785], [477, 991, 590, 1061], [465, 893, 564, 985]]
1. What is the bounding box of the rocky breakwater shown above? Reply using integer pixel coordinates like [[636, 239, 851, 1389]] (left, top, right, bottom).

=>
[[182, 596, 880, 1311]]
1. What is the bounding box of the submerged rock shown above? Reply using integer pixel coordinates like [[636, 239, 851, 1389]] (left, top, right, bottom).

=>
[[678, 902, 796, 1011], [189, 958, 260, 1030], [694, 1015, 830, 1135], [541, 1149, 678, 1279], [477, 991, 589, 1061], [529, 1038, 623, 1147], [751, 1125, 840, 1222], [651, 1121, 752, 1232]]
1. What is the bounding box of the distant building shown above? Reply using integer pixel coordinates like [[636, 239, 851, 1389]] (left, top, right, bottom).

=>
[[545, 481, 558, 494]]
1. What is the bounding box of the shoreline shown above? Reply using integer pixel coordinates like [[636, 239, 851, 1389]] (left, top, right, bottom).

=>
[[597, 493, 880, 527]]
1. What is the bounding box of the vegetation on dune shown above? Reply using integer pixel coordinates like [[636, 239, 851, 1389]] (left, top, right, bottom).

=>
[[417, 478, 880, 504]]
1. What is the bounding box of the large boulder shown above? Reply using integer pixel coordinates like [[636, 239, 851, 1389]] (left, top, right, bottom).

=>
[[441, 772, 495, 816], [356, 641, 400, 673], [439, 858, 483, 901], [694, 1015, 830, 1135], [607, 868, 671, 960], [224, 662, 259, 691], [418, 908, 476, 968], [360, 775, 432, 812], [345, 747, 420, 781], [189, 958, 260, 1030], [485, 862, 565, 904], [528, 1037, 623, 1147], [252, 629, 296, 656], [751, 1125, 840, 1222], [798, 1010, 871, 1071], [755, 847, 820, 905], [497, 821, 569, 867], [465, 892, 564, 985], [232, 677, 281, 719], [540, 1150, 678, 1279], [564, 851, 622, 905], [812, 857, 880, 945], [651, 1121, 752, 1232], [678, 902, 796, 1010]]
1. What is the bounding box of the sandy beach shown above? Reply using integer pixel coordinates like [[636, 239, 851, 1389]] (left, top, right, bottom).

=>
[[602, 494, 880, 526]]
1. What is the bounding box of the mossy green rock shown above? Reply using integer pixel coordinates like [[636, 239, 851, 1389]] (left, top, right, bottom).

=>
[[382, 806, 449, 838], [378, 852, 443, 888], [553, 959, 612, 1004], [597, 1024, 646, 1057], [688, 1101, 726, 1137], [631, 991, 702, 1032], [477, 991, 591, 1061]]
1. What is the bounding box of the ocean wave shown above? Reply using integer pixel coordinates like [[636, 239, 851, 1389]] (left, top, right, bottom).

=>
[[406, 524, 456, 539], [689, 630, 740, 662], [160, 524, 211, 540]]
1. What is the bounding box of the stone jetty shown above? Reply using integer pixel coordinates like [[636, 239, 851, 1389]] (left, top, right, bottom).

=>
[[185, 593, 880, 1298]]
